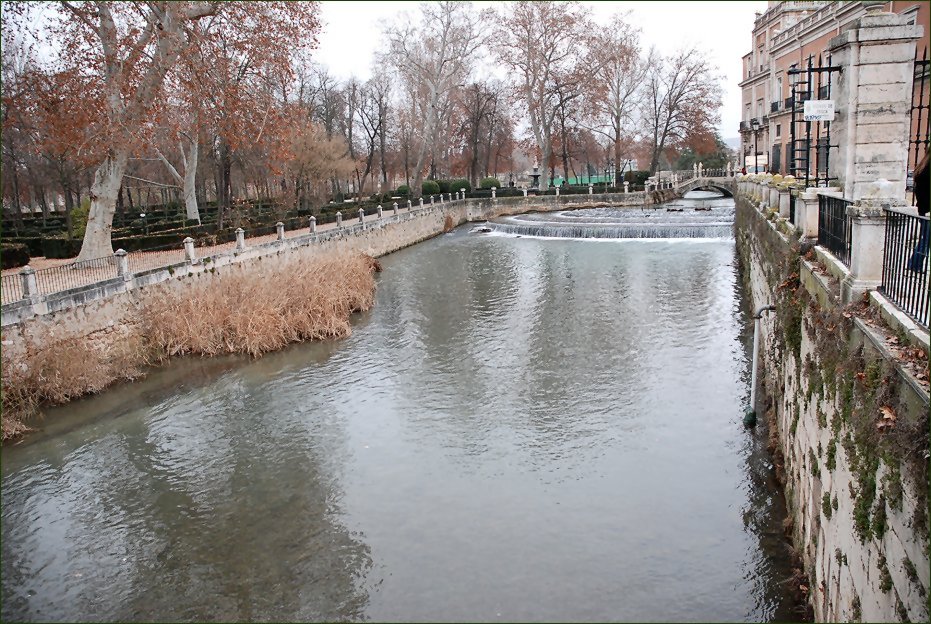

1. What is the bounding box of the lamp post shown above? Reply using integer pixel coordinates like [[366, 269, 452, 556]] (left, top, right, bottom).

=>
[[751, 117, 760, 174]]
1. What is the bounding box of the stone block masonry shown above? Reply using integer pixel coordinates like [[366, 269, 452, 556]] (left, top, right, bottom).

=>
[[735, 192, 929, 623]]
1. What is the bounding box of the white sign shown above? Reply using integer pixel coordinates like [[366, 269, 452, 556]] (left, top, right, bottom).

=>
[[803, 100, 835, 122]]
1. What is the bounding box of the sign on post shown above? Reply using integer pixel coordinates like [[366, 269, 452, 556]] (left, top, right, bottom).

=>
[[803, 100, 834, 122]]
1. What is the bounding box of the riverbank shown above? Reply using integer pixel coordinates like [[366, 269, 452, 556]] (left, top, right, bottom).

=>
[[1, 251, 378, 442]]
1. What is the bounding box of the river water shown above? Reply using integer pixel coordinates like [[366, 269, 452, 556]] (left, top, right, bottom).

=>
[[1, 194, 800, 622]]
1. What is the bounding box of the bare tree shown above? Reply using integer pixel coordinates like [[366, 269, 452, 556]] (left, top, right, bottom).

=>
[[493, 1, 591, 189], [587, 15, 646, 183], [384, 1, 482, 197], [641, 47, 723, 174]]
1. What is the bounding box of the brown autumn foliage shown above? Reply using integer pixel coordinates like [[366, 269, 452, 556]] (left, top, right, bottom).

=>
[[143, 251, 377, 359]]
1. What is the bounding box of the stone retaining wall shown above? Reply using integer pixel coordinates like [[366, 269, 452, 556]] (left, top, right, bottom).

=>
[[736, 193, 929, 622]]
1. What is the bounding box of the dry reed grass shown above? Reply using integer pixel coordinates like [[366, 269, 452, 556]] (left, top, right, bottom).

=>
[[1, 333, 148, 442], [1, 250, 379, 442], [144, 251, 377, 359]]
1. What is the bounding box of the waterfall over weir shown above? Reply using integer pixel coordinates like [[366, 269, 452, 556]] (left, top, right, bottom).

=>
[[486, 190, 734, 240]]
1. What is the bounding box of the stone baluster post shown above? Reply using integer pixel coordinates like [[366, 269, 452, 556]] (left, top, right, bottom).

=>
[[522, 189, 528, 197], [419, 197, 424, 209], [183, 237, 197, 264], [276, 221, 285, 241], [430, 195, 435, 205], [460, 188, 466, 200], [491, 187, 497, 200], [843, 203, 888, 302], [336, 211, 343, 228], [624, 181, 629, 194], [377, 204, 383, 219], [796, 189, 821, 239], [236, 227, 246, 250], [393, 202, 399, 216], [19, 266, 38, 300], [115, 249, 129, 279], [555, 187, 560, 197], [588, 184, 593, 195], [407, 199, 413, 210], [308, 217, 316, 235], [358, 208, 365, 224]]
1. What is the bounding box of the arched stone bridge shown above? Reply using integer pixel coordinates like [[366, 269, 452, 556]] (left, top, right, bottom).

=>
[[674, 175, 737, 198]]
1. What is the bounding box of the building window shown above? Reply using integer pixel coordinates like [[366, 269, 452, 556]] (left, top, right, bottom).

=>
[[776, 124, 781, 139]]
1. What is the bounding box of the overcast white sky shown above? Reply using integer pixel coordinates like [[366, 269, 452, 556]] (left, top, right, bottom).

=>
[[314, 1, 768, 142]]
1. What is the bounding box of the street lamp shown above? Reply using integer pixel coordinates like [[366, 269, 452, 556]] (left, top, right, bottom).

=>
[[751, 118, 760, 173]]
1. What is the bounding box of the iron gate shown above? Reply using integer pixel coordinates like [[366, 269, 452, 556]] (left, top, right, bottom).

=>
[[789, 55, 841, 188]]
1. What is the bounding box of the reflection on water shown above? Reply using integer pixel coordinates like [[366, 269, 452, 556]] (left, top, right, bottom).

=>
[[2, 198, 800, 622]]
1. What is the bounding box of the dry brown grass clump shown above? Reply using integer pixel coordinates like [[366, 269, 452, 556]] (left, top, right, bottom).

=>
[[1, 333, 148, 442], [144, 251, 377, 359]]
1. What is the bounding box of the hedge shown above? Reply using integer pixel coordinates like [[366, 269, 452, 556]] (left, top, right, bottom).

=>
[[1, 243, 30, 269], [479, 177, 501, 189], [41, 236, 82, 259], [422, 180, 440, 195]]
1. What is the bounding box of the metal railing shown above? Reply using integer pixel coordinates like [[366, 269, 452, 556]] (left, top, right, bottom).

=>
[[879, 209, 929, 327], [1, 274, 22, 305], [33, 256, 119, 294], [817, 194, 852, 266], [789, 193, 796, 224]]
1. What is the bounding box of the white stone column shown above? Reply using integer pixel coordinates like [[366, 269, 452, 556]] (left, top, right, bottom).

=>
[[419, 197, 424, 209], [115, 249, 129, 278], [377, 204, 383, 219], [407, 199, 412, 210], [555, 187, 560, 197], [522, 189, 528, 197], [183, 237, 197, 264], [19, 266, 37, 300], [842, 203, 887, 302], [460, 188, 466, 199], [588, 184, 593, 195], [358, 208, 365, 224], [797, 189, 821, 239], [393, 202, 399, 216], [236, 227, 246, 249], [276, 221, 285, 241], [624, 181, 629, 194], [430, 195, 435, 205], [336, 211, 343, 228], [778, 189, 791, 219], [828, 10, 921, 202], [491, 187, 497, 199], [308, 217, 316, 235]]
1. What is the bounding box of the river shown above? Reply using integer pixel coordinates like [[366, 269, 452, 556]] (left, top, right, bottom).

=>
[[1, 193, 800, 622]]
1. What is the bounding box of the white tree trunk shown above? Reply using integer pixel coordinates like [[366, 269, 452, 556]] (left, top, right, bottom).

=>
[[76, 149, 129, 261], [182, 140, 200, 223]]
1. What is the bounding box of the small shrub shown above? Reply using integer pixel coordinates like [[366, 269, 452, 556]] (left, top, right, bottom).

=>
[[1, 243, 30, 269], [479, 176, 501, 189], [449, 178, 471, 193], [71, 198, 90, 239], [395, 185, 410, 197], [822, 492, 833, 519], [421, 180, 440, 195], [436, 179, 451, 193]]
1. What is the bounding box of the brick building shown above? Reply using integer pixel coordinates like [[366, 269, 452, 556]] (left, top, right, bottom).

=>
[[739, 1, 929, 179]]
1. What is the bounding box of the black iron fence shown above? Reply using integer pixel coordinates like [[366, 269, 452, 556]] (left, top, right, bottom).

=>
[[879, 209, 929, 327], [817, 194, 852, 265], [789, 192, 796, 224], [909, 46, 929, 203]]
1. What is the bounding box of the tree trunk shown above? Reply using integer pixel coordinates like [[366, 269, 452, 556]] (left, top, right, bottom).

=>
[[63, 185, 74, 240], [76, 149, 129, 261], [182, 140, 200, 223]]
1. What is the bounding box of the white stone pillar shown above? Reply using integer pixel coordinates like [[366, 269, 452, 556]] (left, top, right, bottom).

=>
[[377, 204, 383, 219], [693, 163, 698, 178], [276, 221, 285, 241], [430, 195, 435, 205], [588, 184, 593, 195], [183, 237, 197, 264], [523, 189, 528, 197], [555, 187, 560, 197], [358, 208, 365, 224], [308, 217, 316, 235], [698, 162, 703, 177], [778, 190, 791, 219], [797, 189, 820, 239], [408, 199, 413, 210], [829, 10, 921, 202], [236, 227, 246, 249], [491, 187, 497, 199], [419, 197, 424, 209], [19, 266, 37, 299], [842, 203, 887, 301], [336, 212, 343, 228], [115, 249, 129, 278], [393, 202, 399, 216], [460, 188, 466, 199], [624, 181, 629, 194]]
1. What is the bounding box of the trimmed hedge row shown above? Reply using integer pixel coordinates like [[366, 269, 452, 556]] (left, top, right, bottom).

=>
[[1, 243, 30, 270]]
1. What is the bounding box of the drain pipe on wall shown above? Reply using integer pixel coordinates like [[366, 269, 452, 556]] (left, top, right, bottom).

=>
[[745, 304, 776, 427]]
